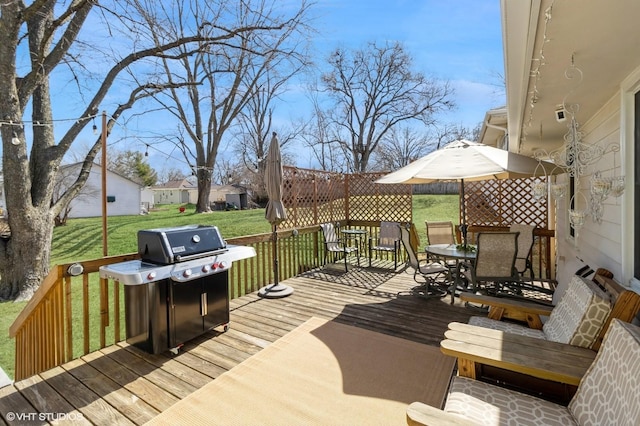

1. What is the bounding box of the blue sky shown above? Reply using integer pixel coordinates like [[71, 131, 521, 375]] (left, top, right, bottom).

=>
[[16, 1, 505, 177], [308, 0, 505, 127], [242, 0, 505, 169]]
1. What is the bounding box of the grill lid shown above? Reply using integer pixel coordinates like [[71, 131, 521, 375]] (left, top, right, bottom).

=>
[[138, 225, 226, 264]]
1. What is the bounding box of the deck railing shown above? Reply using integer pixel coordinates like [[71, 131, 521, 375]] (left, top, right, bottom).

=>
[[8, 222, 554, 381], [9, 225, 328, 381]]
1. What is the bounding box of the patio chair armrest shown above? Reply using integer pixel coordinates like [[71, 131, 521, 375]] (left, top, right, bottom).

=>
[[460, 293, 553, 329], [417, 258, 448, 273], [406, 402, 478, 426]]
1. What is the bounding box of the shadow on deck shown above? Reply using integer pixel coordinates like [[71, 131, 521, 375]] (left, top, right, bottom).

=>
[[0, 261, 475, 425]]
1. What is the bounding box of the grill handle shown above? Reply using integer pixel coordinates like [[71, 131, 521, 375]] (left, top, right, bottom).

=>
[[201, 292, 208, 316]]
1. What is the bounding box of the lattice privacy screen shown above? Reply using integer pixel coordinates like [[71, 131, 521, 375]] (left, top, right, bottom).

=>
[[464, 177, 548, 228], [277, 167, 547, 231], [279, 167, 412, 229]]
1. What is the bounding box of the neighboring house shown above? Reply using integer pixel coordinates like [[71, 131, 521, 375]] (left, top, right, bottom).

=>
[[61, 163, 143, 218], [152, 178, 195, 204], [490, 0, 640, 297], [202, 184, 248, 210], [140, 187, 154, 211]]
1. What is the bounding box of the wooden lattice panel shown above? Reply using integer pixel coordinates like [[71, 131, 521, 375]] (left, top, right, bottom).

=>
[[464, 177, 548, 228], [348, 173, 412, 223], [278, 168, 412, 229]]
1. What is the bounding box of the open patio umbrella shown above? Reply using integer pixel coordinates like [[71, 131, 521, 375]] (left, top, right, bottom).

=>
[[258, 133, 294, 298], [376, 139, 558, 244]]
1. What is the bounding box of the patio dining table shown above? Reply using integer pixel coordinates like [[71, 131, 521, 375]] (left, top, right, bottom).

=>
[[341, 228, 367, 258], [425, 244, 476, 304]]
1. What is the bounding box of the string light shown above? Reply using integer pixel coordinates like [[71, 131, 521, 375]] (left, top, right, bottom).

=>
[[0, 114, 98, 132], [1, 112, 197, 172], [11, 131, 20, 145], [522, 0, 556, 148]]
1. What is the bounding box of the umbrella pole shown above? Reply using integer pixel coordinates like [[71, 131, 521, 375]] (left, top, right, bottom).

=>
[[460, 179, 468, 247], [258, 224, 294, 298], [272, 225, 279, 286]]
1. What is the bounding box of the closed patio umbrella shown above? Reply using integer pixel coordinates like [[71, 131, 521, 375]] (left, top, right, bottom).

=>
[[376, 140, 558, 244], [258, 133, 294, 298]]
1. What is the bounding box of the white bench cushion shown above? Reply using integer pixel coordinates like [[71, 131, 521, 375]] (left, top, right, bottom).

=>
[[569, 319, 640, 425], [444, 376, 577, 426], [542, 276, 611, 347]]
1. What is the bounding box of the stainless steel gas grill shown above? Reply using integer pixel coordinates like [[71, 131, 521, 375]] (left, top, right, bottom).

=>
[[99, 225, 256, 354]]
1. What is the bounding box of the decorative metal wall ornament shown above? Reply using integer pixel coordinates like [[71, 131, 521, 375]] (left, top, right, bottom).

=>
[[532, 58, 624, 232]]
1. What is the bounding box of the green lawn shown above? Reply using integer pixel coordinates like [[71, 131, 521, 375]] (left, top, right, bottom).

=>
[[0, 195, 459, 379]]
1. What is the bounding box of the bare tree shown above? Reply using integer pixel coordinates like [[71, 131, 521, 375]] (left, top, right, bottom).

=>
[[373, 122, 482, 172], [319, 41, 455, 172], [299, 87, 348, 172], [233, 80, 307, 203], [145, 0, 312, 213], [0, 1, 300, 300], [159, 168, 189, 184], [372, 127, 435, 172]]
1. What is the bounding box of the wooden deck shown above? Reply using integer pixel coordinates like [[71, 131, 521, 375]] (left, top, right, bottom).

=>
[[0, 262, 475, 425]]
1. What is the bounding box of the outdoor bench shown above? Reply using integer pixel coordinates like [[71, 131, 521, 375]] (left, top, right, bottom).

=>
[[407, 319, 640, 426]]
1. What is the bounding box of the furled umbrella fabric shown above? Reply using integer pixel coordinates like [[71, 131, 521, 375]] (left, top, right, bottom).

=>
[[259, 133, 293, 298], [264, 133, 288, 226]]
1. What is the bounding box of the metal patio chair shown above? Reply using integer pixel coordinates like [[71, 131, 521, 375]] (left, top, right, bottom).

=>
[[425, 220, 459, 269], [368, 221, 400, 269], [510, 223, 535, 279], [320, 222, 360, 272], [398, 224, 448, 298], [459, 231, 520, 294], [425, 220, 457, 245]]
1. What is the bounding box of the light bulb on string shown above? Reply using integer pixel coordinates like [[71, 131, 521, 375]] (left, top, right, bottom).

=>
[[11, 131, 21, 145], [145, 144, 149, 157], [92, 118, 98, 135]]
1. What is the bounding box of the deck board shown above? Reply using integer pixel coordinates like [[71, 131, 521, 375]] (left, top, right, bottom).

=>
[[61, 357, 159, 425], [1, 264, 473, 424]]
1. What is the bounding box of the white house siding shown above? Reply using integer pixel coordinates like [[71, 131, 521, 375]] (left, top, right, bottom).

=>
[[140, 187, 154, 210], [153, 189, 188, 204], [621, 67, 640, 294], [553, 93, 625, 301], [68, 166, 142, 218]]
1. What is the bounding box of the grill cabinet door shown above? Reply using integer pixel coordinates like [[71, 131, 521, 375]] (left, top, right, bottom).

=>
[[170, 278, 206, 348], [169, 271, 230, 348], [202, 270, 230, 330]]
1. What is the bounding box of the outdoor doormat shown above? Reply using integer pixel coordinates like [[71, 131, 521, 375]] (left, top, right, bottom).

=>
[[147, 317, 455, 425]]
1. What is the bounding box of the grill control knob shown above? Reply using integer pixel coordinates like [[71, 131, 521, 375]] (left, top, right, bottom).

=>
[[212, 262, 219, 270], [182, 269, 192, 278], [147, 271, 157, 280], [220, 260, 229, 269], [201, 265, 210, 273]]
